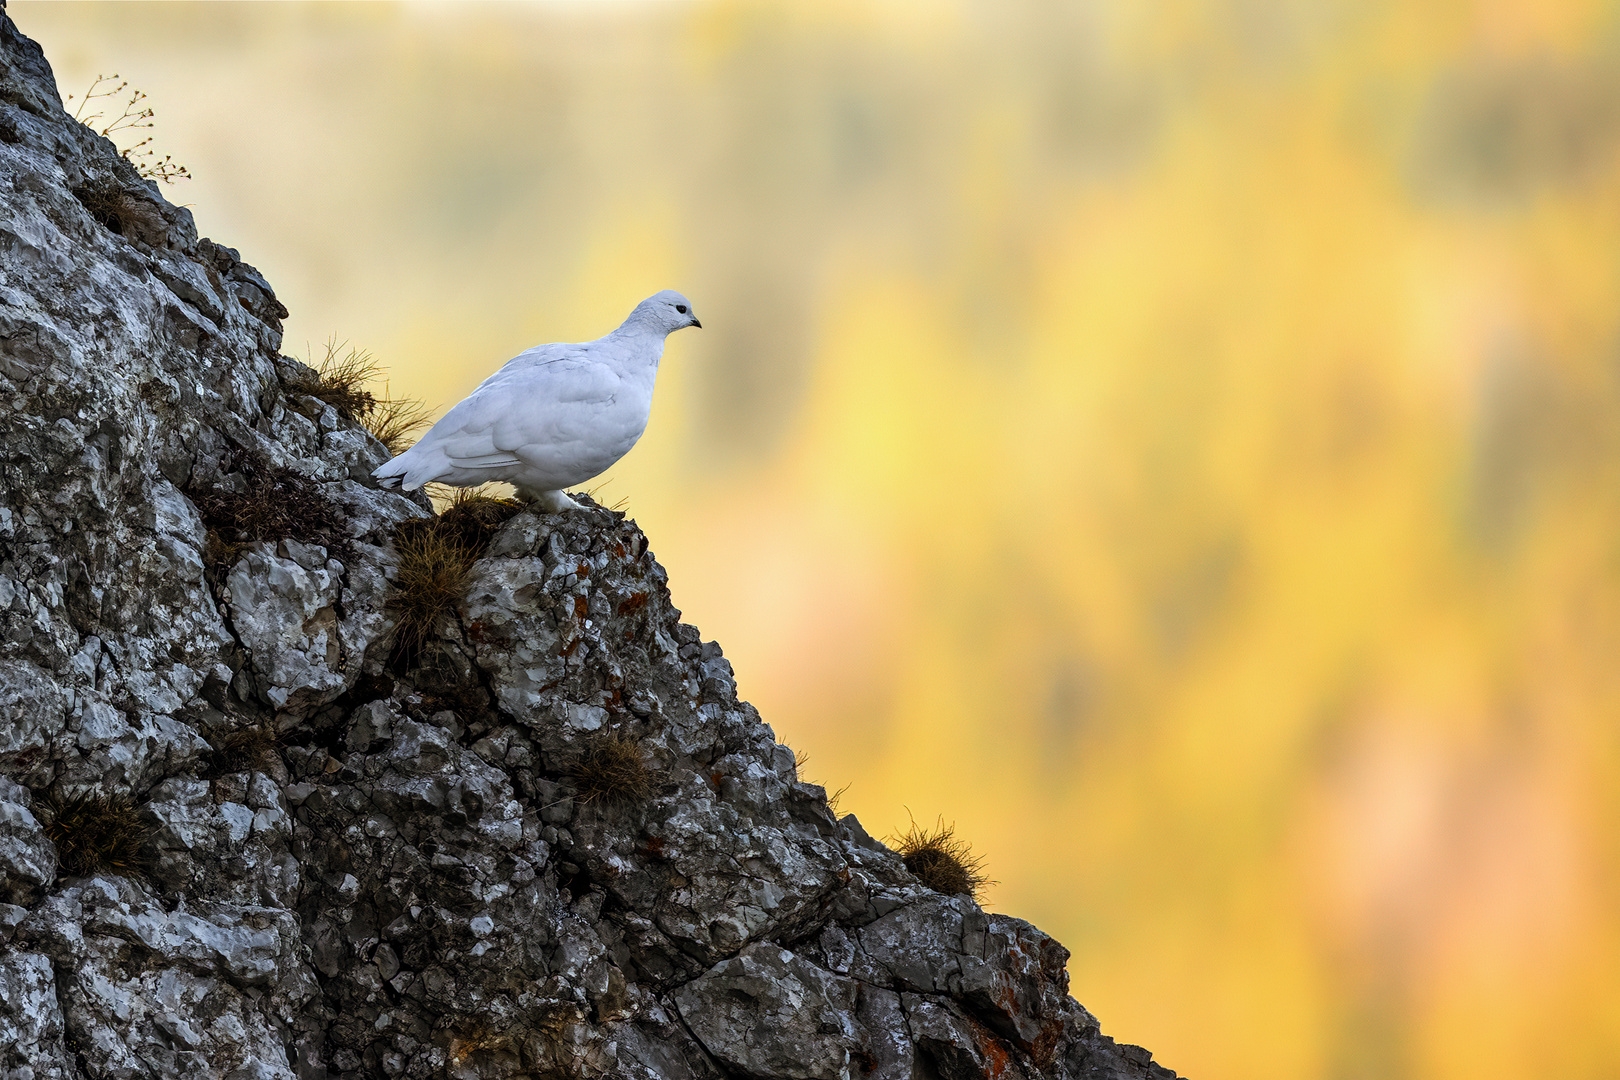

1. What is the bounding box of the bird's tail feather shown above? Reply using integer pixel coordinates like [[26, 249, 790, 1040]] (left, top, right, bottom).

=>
[[373, 446, 449, 492], [373, 450, 422, 492]]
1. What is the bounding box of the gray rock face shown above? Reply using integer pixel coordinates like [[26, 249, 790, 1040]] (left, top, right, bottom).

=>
[[0, 776, 55, 904], [225, 539, 390, 711], [0, 12, 1181, 1080], [673, 943, 860, 1079], [22, 876, 314, 1080], [0, 949, 71, 1080]]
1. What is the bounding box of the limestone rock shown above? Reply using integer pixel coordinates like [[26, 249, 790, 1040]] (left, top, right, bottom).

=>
[[0, 10, 1182, 1080], [0, 776, 54, 904], [225, 539, 388, 711], [674, 942, 861, 1079], [18, 876, 312, 1080], [0, 950, 72, 1080]]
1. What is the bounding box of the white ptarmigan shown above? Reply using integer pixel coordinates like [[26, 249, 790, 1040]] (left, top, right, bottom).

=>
[[373, 290, 700, 511]]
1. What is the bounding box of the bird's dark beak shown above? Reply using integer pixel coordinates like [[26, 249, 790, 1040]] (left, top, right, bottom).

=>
[[691, 318, 702, 329]]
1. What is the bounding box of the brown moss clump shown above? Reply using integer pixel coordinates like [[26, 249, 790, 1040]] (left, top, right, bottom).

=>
[[388, 490, 523, 668], [188, 450, 352, 566], [892, 817, 992, 900], [39, 792, 152, 878], [415, 681, 494, 722], [290, 340, 432, 455], [569, 733, 652, 811]]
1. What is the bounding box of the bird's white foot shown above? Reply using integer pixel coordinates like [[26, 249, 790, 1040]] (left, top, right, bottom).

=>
[[523, 488, 584, 513]]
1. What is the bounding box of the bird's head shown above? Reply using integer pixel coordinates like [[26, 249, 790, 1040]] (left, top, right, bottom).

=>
[[626, 290, 702, 335]]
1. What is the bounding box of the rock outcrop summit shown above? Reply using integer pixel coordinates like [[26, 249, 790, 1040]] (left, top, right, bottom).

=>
[[0, 14, 1180, 1080]]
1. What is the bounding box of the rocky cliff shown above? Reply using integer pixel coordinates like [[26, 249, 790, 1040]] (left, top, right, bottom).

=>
[[0, 14, 1180, 1080]]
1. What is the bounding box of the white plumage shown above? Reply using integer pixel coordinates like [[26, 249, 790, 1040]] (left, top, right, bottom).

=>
[[374, 290, 700, 511]]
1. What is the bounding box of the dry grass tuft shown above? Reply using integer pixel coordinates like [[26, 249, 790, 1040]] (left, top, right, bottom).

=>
[[367, 396, 434, 456], [203, 723, 280, 777], [291, 339, 433, 455], [71, 177, 168, 240], [583, 478, 630, 513], [298, 340, 379, 420], [389, 525, 477, 668], [432, 488, 524, 549], [826, 783, 849, 816], [424, 481, 527, 516], [188, 450, 351, 566], [388, 490, 523, 668], [891, 816, 993, 900], [39, 793, 152, 878], [790, 748, 849, 814], [570, 733, 652, 811]]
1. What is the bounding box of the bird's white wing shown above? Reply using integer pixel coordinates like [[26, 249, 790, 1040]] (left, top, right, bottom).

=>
[[416, 354, 622, 469]]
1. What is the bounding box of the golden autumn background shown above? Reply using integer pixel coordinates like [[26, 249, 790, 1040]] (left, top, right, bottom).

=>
[[23, 1, 1620, 1077]]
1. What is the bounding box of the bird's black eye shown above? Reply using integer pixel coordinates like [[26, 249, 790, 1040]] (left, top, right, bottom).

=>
[[676, 305, 687, 314]]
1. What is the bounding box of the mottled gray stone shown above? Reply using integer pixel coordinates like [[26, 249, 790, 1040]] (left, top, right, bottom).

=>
[[226, 542, 349, 710], [144, 775, 299, 905], [852, 984, 913, 1080], [0, 951, 72, 1080], [849, 893, 1073, 1057], [0, 775, 53, 904], [18, 876, 312, 1080], [904, 992, 1033, 1080], [675, 943, 860, 1080], [0, 659, 66, 768]]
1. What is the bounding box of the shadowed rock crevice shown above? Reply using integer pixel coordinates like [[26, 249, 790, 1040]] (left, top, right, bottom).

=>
[[0, 11, 1180, 1080]]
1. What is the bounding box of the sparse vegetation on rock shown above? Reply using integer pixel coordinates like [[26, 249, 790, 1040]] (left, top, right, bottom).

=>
[[37, 793, 150, 879], [67, 72, 191, 182], [893, 816, 994, 900], [288, 339, 432, 455], [187, 449, 353, 566], [569, 731, 653, 811], [387, 489, 522, 666]]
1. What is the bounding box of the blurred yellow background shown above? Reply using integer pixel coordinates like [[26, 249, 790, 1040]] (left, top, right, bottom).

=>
[[23, 2, 1620, 1077]]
